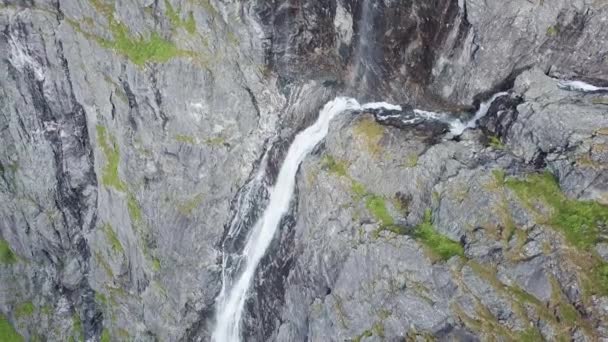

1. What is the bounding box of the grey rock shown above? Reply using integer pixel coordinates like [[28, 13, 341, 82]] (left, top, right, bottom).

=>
[[1, 0, 607, 341]]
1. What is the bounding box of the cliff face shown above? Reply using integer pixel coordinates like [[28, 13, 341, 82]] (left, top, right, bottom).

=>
[[1, 0, 607, 341]]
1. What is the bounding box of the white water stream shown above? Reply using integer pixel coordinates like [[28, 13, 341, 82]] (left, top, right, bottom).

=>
[[213, 97, 402, 342], [449, 91, 509, 135]]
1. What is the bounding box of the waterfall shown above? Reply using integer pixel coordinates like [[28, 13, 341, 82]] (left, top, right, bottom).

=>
[[213, 97, 400, 342], [449, 91, 509, 135], [351, 0, 376, 86], [372, 92, 509, 135], [212, 89, 509, 341]]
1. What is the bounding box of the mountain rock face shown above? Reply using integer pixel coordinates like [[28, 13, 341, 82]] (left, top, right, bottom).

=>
[[1, 0, 607, 341]]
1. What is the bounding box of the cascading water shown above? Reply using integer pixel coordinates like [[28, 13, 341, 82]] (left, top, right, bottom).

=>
[[373, 92, 509, 135], [212, 97, 401, 342], [351, 0, 377, 86], [450, 91, 509, 135]]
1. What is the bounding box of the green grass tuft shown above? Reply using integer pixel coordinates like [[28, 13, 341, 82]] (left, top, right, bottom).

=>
[[127, 193, 143, 225], [353, 329, 373, 342], [95, 292, 108, 306], [96, 125, 126, 192], [205, 136, 227, 146], [413, 209, 464, 261], [492, 169, 506, 185], [100, 329, 111, 342], [366, 195, 394, 227], [519, 327, 543, 342], [152, 257, 161, 272], [14, 302, 35, 319], [371, 322, 385, 338], [95, 251, 114, 278], [0, 239, 18, 265], [165, 0, 180, 27], [506, 171, 608, 250], [89, 0, 184, 66], [108, 22, 181, 66], [546, 25, 559, 36], [353, 118, 384, 155], [175, 134, 197, 144], [488, 135, 504, 149], [405, 154, 418, 168], [351, 182, 367, 201], [591, 262, 608, 296], [103, 223, 124, 254], [321, 155, 349, 177], [0, 314, 23, 342], [165, 0, 197, 34], [184, 12, 197, 34], [72, 313, 84, 342]]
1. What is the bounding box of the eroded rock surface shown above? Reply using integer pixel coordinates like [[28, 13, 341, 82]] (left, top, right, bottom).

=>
[[1, 0, 607, 341]]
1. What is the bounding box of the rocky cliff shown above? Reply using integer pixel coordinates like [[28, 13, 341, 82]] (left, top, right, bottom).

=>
[[1, 0, 607, 341]]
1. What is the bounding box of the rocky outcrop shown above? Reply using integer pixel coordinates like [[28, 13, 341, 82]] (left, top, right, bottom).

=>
[[265, 69, 608, 341], [0, 0, 607, 341]]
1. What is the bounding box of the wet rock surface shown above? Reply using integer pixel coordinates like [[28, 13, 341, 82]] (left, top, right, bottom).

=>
[[0, 0, 607, 341]]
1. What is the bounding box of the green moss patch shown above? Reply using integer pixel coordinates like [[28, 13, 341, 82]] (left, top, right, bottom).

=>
[[95, 251, 114, 278], [488, 135, 504, 149], [352, 329, 372, 342], [404, 154, 418, 168], [100, 329, 111, 342], [88, 0, 186, 66], [105, 22, 182, 66], [0, 239, 18, 264], [72, 313, 84, 342], [97, 125, 126, 192], [546, 25, 559, 36], [366, 195, 394, 227], [103, 223, 124, 254], [353, 117, 384, 155], [174, 134, 197, 144], [165, 0, 197, 34], [14, 302, 35, 319], [413, 210, 464, 261], [152, 257, 161, 272], [205, 136, 227, 146], [321, 155, 349, 177], [0, 315, 23, 342], [505, 171, 608, 250], [95, 292, 108, 306], [127, 193, 143, 225], [351, 182, 367, 201]]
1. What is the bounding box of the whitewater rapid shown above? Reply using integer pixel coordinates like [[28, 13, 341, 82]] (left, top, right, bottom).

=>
[[213, 97, 402, 342]]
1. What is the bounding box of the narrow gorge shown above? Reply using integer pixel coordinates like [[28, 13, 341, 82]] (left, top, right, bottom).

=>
[[1, 0, 608, 341]]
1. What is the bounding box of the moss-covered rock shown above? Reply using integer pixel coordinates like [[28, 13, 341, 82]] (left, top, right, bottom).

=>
[[0, 314, 23, 342], [0, 239, 18, 265]]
